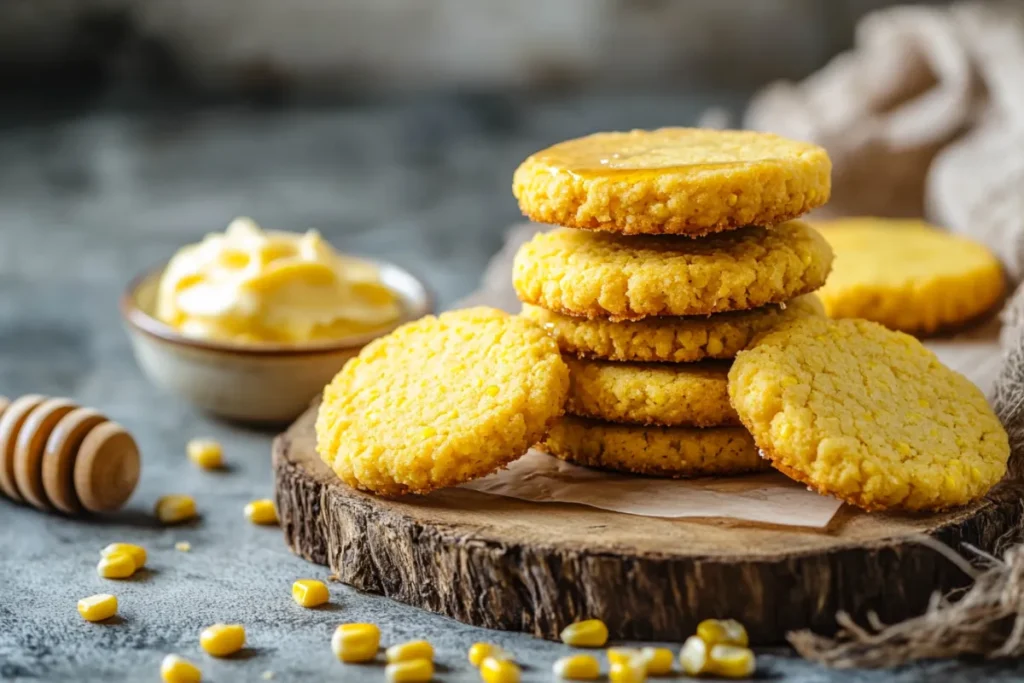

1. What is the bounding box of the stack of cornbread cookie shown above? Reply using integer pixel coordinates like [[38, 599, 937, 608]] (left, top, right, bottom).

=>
[[510, 128, 835, 478]]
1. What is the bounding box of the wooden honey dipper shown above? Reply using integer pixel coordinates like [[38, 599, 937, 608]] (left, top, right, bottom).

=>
[[0, 395, 140, 514]]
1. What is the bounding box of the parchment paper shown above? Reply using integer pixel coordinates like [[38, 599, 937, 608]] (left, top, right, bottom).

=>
[[453, 223, 1003, 529]]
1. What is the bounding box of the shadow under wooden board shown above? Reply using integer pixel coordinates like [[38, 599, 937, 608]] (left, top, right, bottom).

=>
[[273, 405, 1024, 644]]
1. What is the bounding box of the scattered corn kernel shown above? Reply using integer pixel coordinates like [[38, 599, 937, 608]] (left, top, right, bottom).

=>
[[696, 619, 749, 648], [332, 623, 380, 663], [244, 499, 278, 525], [155, 495, 197, 524], [384, 658, 433, 682], [261, 672, 274, 680], [101, 543, 146, 570], [559, 619, 609, 647], [553, 654, 600, 679], [708, 644, 756, 679], [607, 648, 640, 667], [292, 579, 330, 608], [199, 624, 246, 657], [480, 656, 521, 683], [468, 642, 508, 667], [161, 654, 202, 683], [679, 636, 709, 676], [640, 647, 674, 676], [385, 640, 434, 663], [175, 541, 192, 552], [187, 439, 223, 470], [97, 552, 136, 579], [609, 653, 647, 683], [77, 594, 117, 622]]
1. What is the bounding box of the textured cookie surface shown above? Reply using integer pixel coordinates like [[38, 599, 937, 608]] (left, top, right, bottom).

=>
[[814, 218, 1005, 334], [513, 128, 831, 235], [522, 295, 824, 362], [513, 222, 833, 320], [539, 416, 766, 478], [729, 317, 1009, 511], [315, 307, 569, 495], [565, 357, 737, 427]]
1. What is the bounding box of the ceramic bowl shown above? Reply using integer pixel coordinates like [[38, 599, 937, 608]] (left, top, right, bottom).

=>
[[120, 260, 432, 423]]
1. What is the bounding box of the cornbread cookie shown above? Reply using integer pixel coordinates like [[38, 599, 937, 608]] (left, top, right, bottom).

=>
[[814, 218, 1005, 334], [513, 222, 833, 320], [512, 128, 831, 235], [565, 357, 738, 427], [522, 295, 824, 363], [729, 317, 1010, 511], [539, 416, 766, 478], [316, 307, 569, 495]]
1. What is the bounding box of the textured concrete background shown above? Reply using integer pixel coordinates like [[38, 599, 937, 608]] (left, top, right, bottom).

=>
[[3, 96, 1024, 682]]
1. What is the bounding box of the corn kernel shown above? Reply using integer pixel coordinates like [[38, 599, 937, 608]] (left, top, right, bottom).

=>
[[609, 654, 647, 683], [559, 619, 609, 647], [199, 624, 246, 657], [468, 642, 508, 667], [552, 654, 600, 679], [485, 385, 500, 397], [161, 654, 202, 683], [607, 648, 640, 667], [679, 636, 709, 676], [78, 594, 117, 622], [708, 644, 756, 678], [385, 640, 434, 663], [175, 541, 192, 552], [384, 658, 433, 682], [291, 579, 330, 608], [640, 647, 674, 676], [187, 439, 223, 470], [97, 552, 136, 579], [332, 623, 380, 663], [480, 656, 521, 683], [244, 499, 278, 525], [101, 543, 146, 570], [155, 495, 197, 524], [420, 427, 436, 439], [695, 618, 749, 648]]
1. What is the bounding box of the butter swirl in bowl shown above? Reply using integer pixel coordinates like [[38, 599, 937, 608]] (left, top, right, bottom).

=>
[[121, 218, 432, 422]]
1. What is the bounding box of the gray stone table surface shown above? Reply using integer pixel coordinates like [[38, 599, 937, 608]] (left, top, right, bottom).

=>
[[1, 94, 1022, 682]]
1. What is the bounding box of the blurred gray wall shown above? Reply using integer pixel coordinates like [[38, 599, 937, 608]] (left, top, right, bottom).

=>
[[0, 0, 953, 94]]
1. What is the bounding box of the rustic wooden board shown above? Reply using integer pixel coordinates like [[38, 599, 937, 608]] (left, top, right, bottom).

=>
[[273, 405, 1023, 644]]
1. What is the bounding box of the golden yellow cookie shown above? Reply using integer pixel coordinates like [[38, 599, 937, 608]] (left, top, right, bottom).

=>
[[316, 307, 570, 495], [513, 222, 833, 320], [513, 128, 831, 235], [539, 416, 767, 478], [565, 357, 737, 427], [522, 295, 824, 363], [729, 317, 1009, 511], [813, 218, 1005, 335]]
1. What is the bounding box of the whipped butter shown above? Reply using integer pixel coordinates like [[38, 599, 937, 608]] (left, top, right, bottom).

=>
[[155, 218, 401, 344]]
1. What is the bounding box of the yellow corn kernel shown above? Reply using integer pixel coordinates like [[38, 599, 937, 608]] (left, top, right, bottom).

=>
[[161, 654, 202, 683], [640, 647, 674, 676], [292, 579, 330, 608], [384, 658, 433, 683], [679, 636, 709, 676], [480, 656, 521, 683], [552, 654, 600, 680], [468, 642, 507, 667], [175, 541, 192, 552], [244, 499, 278, 525], [559, 619, 609, 647], [385, 640, 434, 663], [485, 385, 500, 397], [77, 594, 117, 622], [420, 427, 436, 439], [332, 623, 380, 663], [187, 439, 223, 470], [199, 624, 246, 657], [708, 644, 756, 679], [101, 543, 146, 570], [695, 618, 749, 648], [155, 495, 197, 524], [607, 648, 640, 667], [609, 654, 647, 683], [97, 552, 136, 579]]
